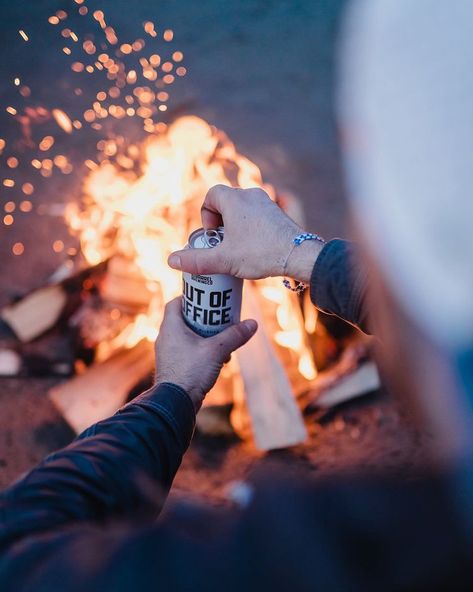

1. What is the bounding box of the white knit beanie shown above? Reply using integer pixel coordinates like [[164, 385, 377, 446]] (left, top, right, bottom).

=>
[[338, 0, 473, 350]]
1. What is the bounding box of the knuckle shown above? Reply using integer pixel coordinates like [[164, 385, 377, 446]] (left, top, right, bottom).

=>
[[208, 184, 231, 200]]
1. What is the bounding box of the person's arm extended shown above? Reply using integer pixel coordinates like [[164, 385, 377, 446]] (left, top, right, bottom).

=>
[[0, 299, 257, 589], [0, 382, 196, 551]]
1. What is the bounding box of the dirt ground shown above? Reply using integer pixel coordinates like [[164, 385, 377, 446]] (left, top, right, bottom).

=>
[[0, 0, 427, 497]]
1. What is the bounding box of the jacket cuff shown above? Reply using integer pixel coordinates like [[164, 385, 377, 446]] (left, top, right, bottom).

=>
[[309, 238, 368, 329], [125, 382, 196, 451], [310, 239, 347, 310]]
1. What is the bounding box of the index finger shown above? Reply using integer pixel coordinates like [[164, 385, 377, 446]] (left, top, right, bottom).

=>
[[201, 184, 235, 229], [160, 297, 187, 331]]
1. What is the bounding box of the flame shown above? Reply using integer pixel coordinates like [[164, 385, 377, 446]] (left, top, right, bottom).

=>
[[67, 115, 316, 383]]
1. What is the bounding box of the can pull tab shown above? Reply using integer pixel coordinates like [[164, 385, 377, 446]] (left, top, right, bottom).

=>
[[204, 229, 223, 248]]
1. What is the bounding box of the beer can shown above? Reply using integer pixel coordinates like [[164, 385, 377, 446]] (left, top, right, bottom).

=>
[[182, 227, 243, 337]]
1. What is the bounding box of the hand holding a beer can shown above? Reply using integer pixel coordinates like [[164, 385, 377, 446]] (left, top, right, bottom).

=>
[[168, 185, 323, 283], [155, 298, 257, 411]]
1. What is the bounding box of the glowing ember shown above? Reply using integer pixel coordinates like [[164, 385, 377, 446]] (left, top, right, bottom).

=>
[[19, 200, 33, 212], [12, 242, 25, 256], [52, 109, 73, 134], [2, 3, 189, 256]]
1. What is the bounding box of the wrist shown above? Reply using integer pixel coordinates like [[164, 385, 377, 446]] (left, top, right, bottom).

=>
[[156, 378, 203, 412], [285, 237, 325, 284], [272, 220, 304, 276]]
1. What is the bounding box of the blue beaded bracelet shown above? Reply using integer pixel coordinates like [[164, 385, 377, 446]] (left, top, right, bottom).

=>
[[282, 232, 325, 293]]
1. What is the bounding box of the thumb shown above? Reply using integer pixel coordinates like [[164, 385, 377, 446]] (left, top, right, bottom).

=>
[[168, 245, 229, 275], [209, 319, 258, 361]]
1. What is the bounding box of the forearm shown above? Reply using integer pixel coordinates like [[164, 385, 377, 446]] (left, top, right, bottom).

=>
[[309, 239, 370, 333], [0, 382, 195, 549]]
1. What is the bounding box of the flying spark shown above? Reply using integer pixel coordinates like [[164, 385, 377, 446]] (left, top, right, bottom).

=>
[[2, 3, 188, 262]]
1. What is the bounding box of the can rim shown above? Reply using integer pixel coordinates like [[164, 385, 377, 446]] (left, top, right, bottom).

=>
[[188, 227, 224, 249]]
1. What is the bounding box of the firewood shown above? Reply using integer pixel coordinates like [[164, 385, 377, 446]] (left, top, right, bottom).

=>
[[305, 361, 380, 412], [1, 285, 68, 343], [0, 262, 107, 343], [235, 282, 307, 450], [254, 279, 316, 396], [49, 339, 154, 434], [101, 256, 155, 309]]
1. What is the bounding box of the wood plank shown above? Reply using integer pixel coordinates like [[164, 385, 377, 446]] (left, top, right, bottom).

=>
[[314, 361, 380, 408], [49, 339, 154, 434], [235, 282, 307, 450], [1, 285, 67, 343], [0, 261, 107, 343], [101, 256, 155, 309]]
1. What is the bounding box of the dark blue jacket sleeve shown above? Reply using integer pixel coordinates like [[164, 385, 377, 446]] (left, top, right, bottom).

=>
[[0, 382, 195, 562], [310, 239, 370, 333]]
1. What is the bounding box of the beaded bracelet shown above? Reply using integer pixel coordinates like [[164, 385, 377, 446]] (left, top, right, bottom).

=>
[[282, 232, 325, 293]]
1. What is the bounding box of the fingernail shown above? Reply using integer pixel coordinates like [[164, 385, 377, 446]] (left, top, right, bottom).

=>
[[168, 253, 181, 269]]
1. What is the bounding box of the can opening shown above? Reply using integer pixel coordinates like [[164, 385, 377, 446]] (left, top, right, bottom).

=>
[[204, 229, 221, 248]]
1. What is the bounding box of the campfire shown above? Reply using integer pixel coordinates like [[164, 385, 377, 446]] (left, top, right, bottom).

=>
[[65, 114, 316, 377], [0, 6, 379, 451], [62, 114, 318, 450]]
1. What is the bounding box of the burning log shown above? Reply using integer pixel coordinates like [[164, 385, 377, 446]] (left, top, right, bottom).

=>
[[49, 339, 154, 434], [101, 256, 157, 310], [234, 283, 307, 450]]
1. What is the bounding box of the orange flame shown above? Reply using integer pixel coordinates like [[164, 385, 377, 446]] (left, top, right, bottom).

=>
[[66, 115, 316, 383]]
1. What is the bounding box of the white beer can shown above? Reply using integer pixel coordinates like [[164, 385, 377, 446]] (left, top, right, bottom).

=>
[[182, 227, 243, 337]]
